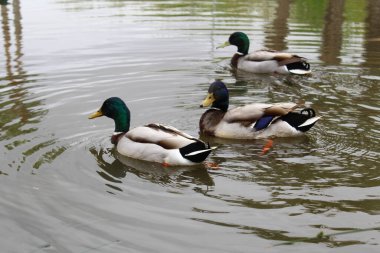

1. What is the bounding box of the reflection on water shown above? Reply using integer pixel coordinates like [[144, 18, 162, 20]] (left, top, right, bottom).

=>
[[363, 0, 380, 72], [320, 0, 344, 65], [1, 0, 25, 86], [55, 0, 380, 71], [192, 216, 368, 247], [264, 0, 291, 51], [89, 146, 214, 193], [0, 1, 65, 172], [0, 0, 379, 252]]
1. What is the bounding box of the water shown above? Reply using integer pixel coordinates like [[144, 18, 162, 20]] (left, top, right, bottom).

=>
[[1, 0, 379, 252]]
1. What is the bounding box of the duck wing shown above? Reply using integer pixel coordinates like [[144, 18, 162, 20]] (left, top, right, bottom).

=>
[[245, 50, 304, 64], [126, 123, 200, 149], [224, 103, 299, 124]]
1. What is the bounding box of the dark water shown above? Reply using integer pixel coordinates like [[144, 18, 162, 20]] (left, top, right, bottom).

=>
[[0, 0, 379, 252]]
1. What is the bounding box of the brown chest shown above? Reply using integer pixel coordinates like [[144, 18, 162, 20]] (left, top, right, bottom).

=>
[[199, 109, 226, 136], [231, 53, 243, 68]]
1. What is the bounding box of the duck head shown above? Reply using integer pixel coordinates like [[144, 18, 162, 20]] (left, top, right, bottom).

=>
[[217, 32, 250, 55], [89, 97, 131, 133], [200, 81, 229, 112]]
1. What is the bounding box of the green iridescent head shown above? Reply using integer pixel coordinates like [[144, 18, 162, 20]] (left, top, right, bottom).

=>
[[217, 32, 250, 55], [89, 97, 131, 133]]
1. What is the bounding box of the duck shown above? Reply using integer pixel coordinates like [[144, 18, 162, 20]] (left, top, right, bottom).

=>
[[217, 32, 311, 75], [89, 97, 213, 166], [199, 81, 320, 139]]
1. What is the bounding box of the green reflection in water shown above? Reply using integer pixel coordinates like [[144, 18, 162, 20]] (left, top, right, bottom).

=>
[[344, 0, 367, 24], [291, 0, 327, 29], [275, 226, 380, 246], [192, 217, 378, 247], [0, 1, 42, 139], [32, 146, 67, 169], [0, 1, 65, 172]]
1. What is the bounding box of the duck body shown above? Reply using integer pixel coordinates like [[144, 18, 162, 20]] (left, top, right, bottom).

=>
[[200, 81, 320, 139], [232, 53, 287, 74], [219, 32, 311, 75], [117, 124, 211, 166], [90, 97, 212, 166]]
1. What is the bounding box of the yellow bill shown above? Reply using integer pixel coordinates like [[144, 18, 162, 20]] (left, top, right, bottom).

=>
[[88, 110, 103, 119], [201, 93, 215, 107], [216, 41, 231, 49]]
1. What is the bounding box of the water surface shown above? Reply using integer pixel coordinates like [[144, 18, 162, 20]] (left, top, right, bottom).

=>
[[0, 0, 379, 252]]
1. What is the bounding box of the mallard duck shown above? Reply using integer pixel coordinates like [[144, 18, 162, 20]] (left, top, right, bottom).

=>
[[217, 32, 311, 75], [89, 97, 212, 166], [199, 81, 320, 139]]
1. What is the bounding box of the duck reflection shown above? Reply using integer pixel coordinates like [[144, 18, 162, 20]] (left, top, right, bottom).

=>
[[201, 133, 312, 157], [231, 68, 305, 95], [89, 147, 214, 191]]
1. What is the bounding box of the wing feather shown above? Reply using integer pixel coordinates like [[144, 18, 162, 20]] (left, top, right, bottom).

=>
[[224, 103, 299, 123], [245, 50, 295, 62], [126, 124, 198, 150]]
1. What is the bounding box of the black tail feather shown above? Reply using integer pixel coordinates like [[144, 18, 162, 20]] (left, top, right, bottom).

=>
[[280, 108, 317, 132], [179, 141, 212, 163], [286, 60, 310, 71]]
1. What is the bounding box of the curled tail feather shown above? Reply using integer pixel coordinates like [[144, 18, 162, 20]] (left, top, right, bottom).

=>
[[286, 60, 311, 75], [280, 108, 320, 132]]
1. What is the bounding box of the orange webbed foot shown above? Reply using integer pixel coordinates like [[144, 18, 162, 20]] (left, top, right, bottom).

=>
[[260, 139, 273, 156], [204, 161, 220, 170]]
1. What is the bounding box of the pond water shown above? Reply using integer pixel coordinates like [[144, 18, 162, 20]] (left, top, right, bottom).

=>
[[0, 0, 379, 252]]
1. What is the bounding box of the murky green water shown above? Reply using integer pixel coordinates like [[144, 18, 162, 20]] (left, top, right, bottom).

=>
[[1, 0, 379, 252]]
